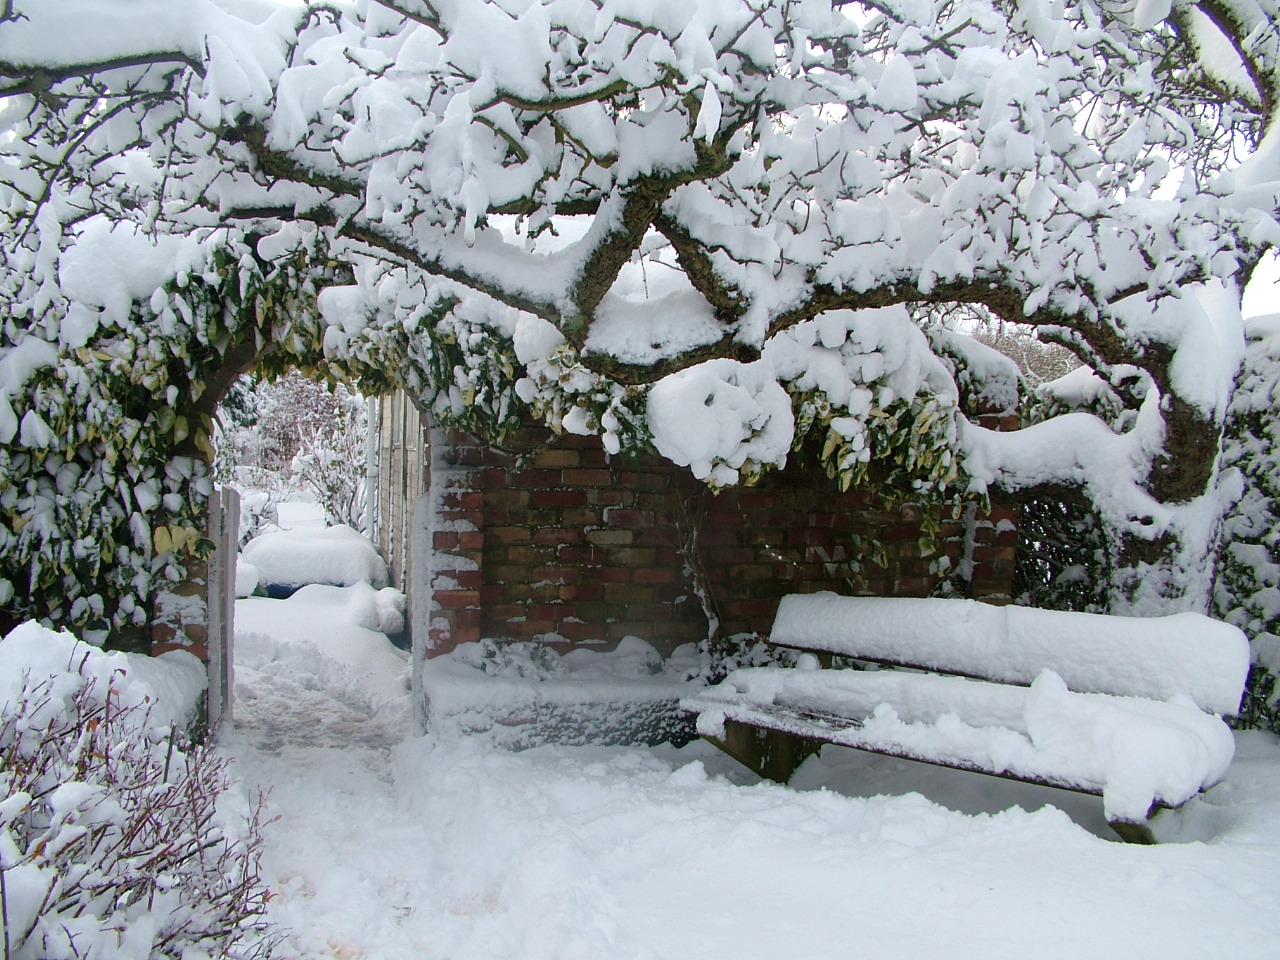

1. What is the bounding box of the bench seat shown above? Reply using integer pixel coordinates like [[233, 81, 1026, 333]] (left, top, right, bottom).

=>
[[769, 594, 1249, 714], [685, 666, 1235, 828]]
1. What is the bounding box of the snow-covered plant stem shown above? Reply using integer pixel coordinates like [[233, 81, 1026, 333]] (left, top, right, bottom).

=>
[[0, 669, 274, 960], [672, 487, 724, 664]]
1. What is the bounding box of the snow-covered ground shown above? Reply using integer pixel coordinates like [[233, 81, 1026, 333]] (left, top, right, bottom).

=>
[[225, 591, 1280, 960]]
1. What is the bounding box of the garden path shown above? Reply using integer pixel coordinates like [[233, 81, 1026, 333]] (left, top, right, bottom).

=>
[[221, 590, 1280, 960]]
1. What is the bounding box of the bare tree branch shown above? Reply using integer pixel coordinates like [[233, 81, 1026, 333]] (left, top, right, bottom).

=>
[[0, 52, 204, 98], [653, 211, 747, 324]]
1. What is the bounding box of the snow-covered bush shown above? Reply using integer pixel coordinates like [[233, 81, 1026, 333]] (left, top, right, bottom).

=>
[[0, 626, 272, 959], [1003, 367, 1141, 612], [212, 379, 273, 482], [234, 489, 283, 551], [216, 373, 370, 532], [1217, 316, 1280, 733], [0, 223, 403, 644], [1013, 488, 1111, 614], [0, 234, 341, 645], [291, 430, 367, 532], [217, 373, 364, 477]]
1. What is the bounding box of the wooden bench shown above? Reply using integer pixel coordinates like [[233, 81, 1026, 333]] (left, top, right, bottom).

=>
[[682, 594, 1251, 843]]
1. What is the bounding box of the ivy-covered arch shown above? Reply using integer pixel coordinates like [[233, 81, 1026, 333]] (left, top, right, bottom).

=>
[[5, 0, 1279, 646], [1, 231, 382, 648], [1, 221, 987, 651]]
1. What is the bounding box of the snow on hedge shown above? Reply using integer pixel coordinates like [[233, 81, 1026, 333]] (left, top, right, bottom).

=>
[[0, 621, 206, 732], [0, 623, 273, 960], [1217, 314, 1280, 728], [771, 594, 1250, 716]]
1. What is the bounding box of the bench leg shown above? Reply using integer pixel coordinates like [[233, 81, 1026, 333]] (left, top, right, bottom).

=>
[[1107, 815, 1159, 845], [705, 718, 823, 783]]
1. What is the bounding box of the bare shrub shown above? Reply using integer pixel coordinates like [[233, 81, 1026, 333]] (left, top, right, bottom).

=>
[[0, 666, 274, 960]]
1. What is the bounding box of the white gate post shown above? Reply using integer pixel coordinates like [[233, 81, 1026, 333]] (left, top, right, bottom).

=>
[[206, 486, 239, 738]]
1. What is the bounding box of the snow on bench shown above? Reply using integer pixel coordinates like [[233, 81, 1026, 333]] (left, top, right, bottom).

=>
[[770, 595, 1248, 714], [683, 594, 1250, 843]]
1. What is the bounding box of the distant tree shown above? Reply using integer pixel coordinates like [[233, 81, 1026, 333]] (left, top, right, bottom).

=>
[[972, 327, 1081, 391], [214, 372, 370, 538], [217, 372, 362, 474], [290, 387, 370, 531]]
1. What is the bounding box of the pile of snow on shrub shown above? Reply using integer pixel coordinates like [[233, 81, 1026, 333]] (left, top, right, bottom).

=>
[[0, 623, 273, 960]]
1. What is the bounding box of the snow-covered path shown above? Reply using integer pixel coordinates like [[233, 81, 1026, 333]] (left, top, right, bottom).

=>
[[223, 591, 1280, 960]]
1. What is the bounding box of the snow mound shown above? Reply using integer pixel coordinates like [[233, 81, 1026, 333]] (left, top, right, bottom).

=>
[[647, 358, 793, 487], [237, 584, 410, 712], [274, 500, 327, 530], [0, 621, 206, 733], [241, 524, 388, 590], [423, 638, 703, 748], [236, 560, 262, 597]]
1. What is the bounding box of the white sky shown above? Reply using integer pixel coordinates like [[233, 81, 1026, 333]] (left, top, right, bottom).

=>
[[1243, 252, 1280, 318]]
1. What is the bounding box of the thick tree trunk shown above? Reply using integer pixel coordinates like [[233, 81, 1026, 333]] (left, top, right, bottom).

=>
[[1109, 407, 1225, 617]]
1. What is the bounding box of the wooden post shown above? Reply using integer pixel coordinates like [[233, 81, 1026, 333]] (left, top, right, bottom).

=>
[[706, 718, 823, 784]]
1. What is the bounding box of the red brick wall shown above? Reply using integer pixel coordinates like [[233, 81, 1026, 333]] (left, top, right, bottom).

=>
[[427, 426, 1017, 657], [428, 436, 486, 653]]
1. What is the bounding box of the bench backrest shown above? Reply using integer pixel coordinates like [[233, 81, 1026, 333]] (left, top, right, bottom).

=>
[[770, 594, 1250, 715]]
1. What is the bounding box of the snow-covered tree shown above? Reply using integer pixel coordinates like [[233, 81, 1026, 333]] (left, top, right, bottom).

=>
[[1, 0, 1278, 642], [213, 372, 370, 539], [289, 384, 370, 531], [215, 371, 365, 476]]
